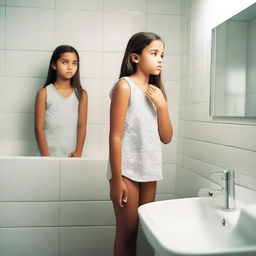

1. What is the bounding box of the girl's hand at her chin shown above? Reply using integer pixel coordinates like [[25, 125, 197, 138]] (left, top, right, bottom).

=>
[[146, 84, 167, 109], [110, 179, 128, 207], [68, 151, 82, 157]]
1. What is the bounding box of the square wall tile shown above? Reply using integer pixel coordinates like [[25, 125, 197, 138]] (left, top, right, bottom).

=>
[[148, 14, 181, 55], [4, 113, 35, 141], [191, 38, 208, 73], [0, 50, 4, 76], [82, 125, 100, 157], [81, 79, 101, 124], [6, 0, 55, 8], [162, 137, 177, 164], [0, 202, 59, 227], [190, 101, 211, 122], [0, 0, 5, 5], [60, 201, 115, 226], [157, 163, 176, 194], [55, 10, 103, 51], [162, 55, 181, 81], [190, 68, 210, 103], [101, 79, 115, 124], [0, 7, 4, 49], [0, 227, 59, 256], [0, 114, 3, 155], [148, 0, 181, 14], [99, 124, 109, 159], [60, 159, 109, 200], [3, 140, 37, 156], [80, 52, 102, 78], [104, 13, 146, 52], [164, 81, 180, 114], [103, 52, 123, 79], [0, 78, 3, 110], [60, 226, 115, 256], [3, 78, 44, 113], [103, 0, 146, 12], [6, 7, 54, 50], [0, 157, 60, 201], [6, 50, 51, 77], [56, 0, 103, 10]]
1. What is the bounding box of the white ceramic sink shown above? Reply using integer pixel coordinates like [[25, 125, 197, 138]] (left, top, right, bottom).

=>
[[138, 197, 256, 256]]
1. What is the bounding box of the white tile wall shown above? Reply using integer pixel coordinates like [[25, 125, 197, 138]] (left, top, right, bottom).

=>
[[0, 228, 59, 256], [103, 0, 147, 13], [1, 0, 182, 166], [0, 7, 4, 49], [102, 52, 123, 79], [104, 13, 144, 52], [80, 52, 102, 79], [82, 79, 101, 124], [0, 0, 183, 254], [60, 159, 109, 200], [6, 7, 54, 50], [177, 0, 256, 196], [0, 157, 60, 201], [0, 50, 4, 75], [60, 201, 115, 226], [3, 78, 44, 112], [6, 0, 55, 8], [148, 14, 182, 55], [5, 50, 51, 77], [148, 0, 182, 15], [55, 0, 103, 11], [55, 10, 103, 51], [0, 202, 59, 227], [60, 227, 114, 256]]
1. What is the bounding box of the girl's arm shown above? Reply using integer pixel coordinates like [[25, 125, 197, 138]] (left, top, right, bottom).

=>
[[109, 80, 130, 207], [34, 88, 51, 156], [147, 84, 173, 144], [70, 90, 88, 157]]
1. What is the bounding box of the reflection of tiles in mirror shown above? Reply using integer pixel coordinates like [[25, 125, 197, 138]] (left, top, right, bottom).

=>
[[210, 2, 256, 118]]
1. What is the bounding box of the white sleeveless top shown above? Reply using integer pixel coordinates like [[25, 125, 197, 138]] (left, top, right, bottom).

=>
[[107, 77, 163, 182], [38, 84, 79, 157]]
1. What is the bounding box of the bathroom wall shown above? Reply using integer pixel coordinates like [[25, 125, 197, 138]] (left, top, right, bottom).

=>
[[177, 0, 256, 198], [0, 0, 183, 255], [0, 0, 182, 200], [246, 18, 256, 116], [0, 157, 154, 255], [0, 0, 181, 161]]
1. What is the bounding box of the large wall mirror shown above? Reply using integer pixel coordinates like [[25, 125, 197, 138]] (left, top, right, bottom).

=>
[[210, 3, 256, 118]]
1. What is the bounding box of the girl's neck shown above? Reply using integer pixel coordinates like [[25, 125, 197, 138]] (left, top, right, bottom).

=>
[[129, 70, 149, 86], [54, 78, 72, 89]]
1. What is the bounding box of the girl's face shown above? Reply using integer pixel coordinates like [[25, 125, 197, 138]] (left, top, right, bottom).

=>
[[52, 52, 78, 80], [135, 40, 164, 76]]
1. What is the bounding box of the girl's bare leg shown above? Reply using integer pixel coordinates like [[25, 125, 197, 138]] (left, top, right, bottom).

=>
[[112, 177, 140, 256], [139, 181, 157, 206]]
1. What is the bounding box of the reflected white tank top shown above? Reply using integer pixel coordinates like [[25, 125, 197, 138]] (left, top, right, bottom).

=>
[[41, 84, 78, 157]]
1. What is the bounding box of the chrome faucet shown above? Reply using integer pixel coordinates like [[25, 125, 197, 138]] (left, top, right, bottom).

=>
[[210, 170, 236, 211]]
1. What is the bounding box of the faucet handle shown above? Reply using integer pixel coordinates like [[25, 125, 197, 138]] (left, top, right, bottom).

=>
[[210, 170, 235, 181], [210, 171, 225, 182]]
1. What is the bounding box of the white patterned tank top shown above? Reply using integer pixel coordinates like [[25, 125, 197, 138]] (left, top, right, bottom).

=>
[[37, 84, 79, 157], [107, 77, 162, 182]]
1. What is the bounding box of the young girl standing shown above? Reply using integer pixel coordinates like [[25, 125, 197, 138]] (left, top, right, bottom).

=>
[[107, 32, 173, 255], [35, 45, 88, 157]]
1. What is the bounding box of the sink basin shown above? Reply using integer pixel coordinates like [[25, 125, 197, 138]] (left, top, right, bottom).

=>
[[138, 197, 256, 256]]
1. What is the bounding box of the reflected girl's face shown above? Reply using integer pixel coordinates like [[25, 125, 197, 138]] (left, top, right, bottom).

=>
[[52, 52, 78, 80], [136, 40, 164, 76]]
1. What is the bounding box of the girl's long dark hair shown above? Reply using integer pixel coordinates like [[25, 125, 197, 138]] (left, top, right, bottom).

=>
[[44, 45, 83, 100], [119, 32, 167, 99]]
